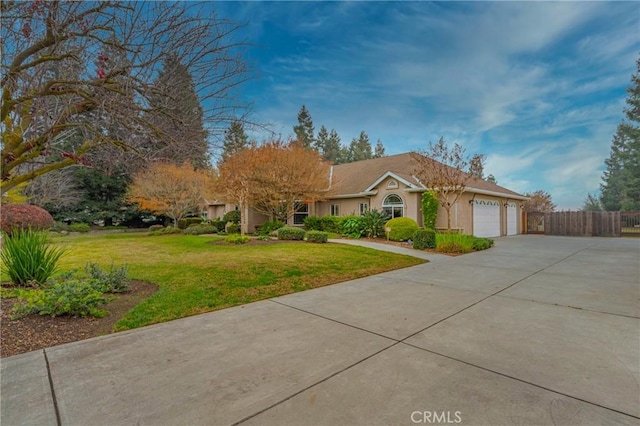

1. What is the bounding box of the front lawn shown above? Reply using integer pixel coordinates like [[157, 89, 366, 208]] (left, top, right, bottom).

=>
[[44, 233, 424, 330]]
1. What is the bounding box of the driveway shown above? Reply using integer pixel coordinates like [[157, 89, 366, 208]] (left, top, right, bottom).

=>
[[2, 236, 639, 425]]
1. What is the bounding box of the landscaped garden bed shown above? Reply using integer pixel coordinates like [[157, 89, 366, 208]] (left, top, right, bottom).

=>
[[1, 232, 424, 357]]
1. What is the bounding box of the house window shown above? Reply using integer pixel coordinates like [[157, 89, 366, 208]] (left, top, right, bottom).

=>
[[382, 194, 404, 218], [359, 203, 368, 215], [330, 204, 340, 216], [293, 202, 309, 225]]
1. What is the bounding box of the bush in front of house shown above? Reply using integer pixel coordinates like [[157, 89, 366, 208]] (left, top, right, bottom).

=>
[[305, 230, 328, 243], [148, 224, 164, 232], [339, 215, 364, 238], [149, 227, 183, 236], [320, 216, 340, 233], [12, 280, 112, 319], [69, 223, 91, 233], [385, 217, 419, 241], [435, 233, 475, 253], [278, 226, 305, 240], [183, 224, 217, 235], [361, 209, 389, 238], [177, 217, 202, 229], [257, 220, 285, 236], [225, 222, 240, 234], [210, 219, 226, 233], [222, 210, 241, 225], [303, 215, 322, 231], [0, 228, 66, 286], [0, 204, 55, 235], [84, 262, 130, 293], [413, 228, 436, 250], [472, 237, 494, 251], [225, 234, 250, 244]]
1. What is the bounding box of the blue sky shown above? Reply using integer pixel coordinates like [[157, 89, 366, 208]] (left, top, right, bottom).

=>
[[215, 1, 639, 210]]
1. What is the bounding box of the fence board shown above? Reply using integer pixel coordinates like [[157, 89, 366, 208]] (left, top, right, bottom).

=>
[[539, 211, 621, 237]]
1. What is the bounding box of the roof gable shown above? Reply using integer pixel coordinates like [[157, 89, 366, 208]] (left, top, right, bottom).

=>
[[329, 152, 526, 199]]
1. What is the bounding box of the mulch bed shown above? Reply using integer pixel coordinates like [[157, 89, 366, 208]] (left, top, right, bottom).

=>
[[0, 280, 157, 358]]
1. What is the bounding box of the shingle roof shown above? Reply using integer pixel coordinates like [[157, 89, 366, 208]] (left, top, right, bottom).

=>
[[329, 152, 526, 199]]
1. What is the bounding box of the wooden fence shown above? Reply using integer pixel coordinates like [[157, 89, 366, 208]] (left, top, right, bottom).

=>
[[539, 211, 621, 237]]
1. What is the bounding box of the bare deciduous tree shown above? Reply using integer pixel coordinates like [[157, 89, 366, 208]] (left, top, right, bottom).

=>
[[1, 1, 250, 194], [127, 162, 215, 227], [412, 138, 471, 230], [216, 140, 331, 233]]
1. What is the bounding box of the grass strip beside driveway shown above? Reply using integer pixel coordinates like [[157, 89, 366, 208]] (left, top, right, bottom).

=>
[[53, 233, 425, 331]]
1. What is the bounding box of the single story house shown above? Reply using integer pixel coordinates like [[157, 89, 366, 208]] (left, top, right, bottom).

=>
[[207, 152, 528, 237]]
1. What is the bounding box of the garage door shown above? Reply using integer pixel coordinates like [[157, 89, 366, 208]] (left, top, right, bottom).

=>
[[473, 199, 501, 237], [506, 202, 517, 235]]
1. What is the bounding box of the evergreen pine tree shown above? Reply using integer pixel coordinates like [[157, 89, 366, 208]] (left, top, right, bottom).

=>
[[374, 139, 386, 158], [293, 105, 315, 149], [601, 56, 640, 211], [314, 125, 329, 156], [325, 129, 343, 164], [348, 131, 373, 162], [487, 174, 497, 184], [221, 120, 249, 163], [148, 54, 209, 168]]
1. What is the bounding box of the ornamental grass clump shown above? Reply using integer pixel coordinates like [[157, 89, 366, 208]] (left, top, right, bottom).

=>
[[0, 228, 66, 286], [435, 233, 475, 254]]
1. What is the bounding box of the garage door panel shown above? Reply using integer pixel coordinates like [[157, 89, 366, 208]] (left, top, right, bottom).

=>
[[473, 199, 501, 237]]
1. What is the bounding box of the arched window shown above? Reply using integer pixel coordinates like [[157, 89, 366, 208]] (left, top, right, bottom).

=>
[[382, 194, 404, 218]]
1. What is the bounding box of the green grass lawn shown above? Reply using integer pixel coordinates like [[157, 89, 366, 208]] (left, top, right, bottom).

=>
[[44, 233, 424, 331]]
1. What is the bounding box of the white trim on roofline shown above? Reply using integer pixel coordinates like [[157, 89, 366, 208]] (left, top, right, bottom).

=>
[[327, 191, 378, 199], [364, 171, 424, 192], [404, 186, 528, 200]]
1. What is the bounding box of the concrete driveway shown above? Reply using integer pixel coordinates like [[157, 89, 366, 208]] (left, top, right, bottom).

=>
[[2, 236, 639, 425]]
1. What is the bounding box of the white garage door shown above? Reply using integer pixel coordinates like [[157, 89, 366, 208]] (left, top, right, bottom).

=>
[[473, 199, 501, 237], [506, 202, 518, 236]]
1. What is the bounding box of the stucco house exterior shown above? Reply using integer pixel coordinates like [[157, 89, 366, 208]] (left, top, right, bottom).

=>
[[207, 152, 528, 237]]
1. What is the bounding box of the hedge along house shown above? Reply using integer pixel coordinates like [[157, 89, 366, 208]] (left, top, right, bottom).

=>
[[207, 152, 528, 237]]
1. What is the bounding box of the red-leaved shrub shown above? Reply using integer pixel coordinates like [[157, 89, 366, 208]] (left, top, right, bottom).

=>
[[0, 204, 54, 235]]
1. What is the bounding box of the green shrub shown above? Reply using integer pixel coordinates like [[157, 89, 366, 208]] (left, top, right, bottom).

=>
[[84, 262, 130, 293], [149, 227, 182, 236], [225, 222, 240, 234], [305, 230, 328, 243], [472, 237, 494, 251], [361, 209, 389, 238], [385, 217, 419, 241], [421, 191, 438, 230], [257, 220, 285, 236], [303, 216, 322, 231], [339, 215, 364, 238], [222, 210, 241, 224], [12, 280, 112, 318], [278, 226, 305, 240], [225, 234, 250, 244], [413, 228, 436, 250], [69, 223, 90, 233], [320, 216, 340, 233], [435, 233, 475, 254], [211, 219, 226, 233], [0, 204, 55, 235], [0, 228, 66, 286], [51, 221, 70, 232], [183, 224, 217, 235], [148, 224, 164, 232]]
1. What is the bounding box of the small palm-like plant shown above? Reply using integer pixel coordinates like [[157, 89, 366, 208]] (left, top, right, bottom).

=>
[[0, 228, 66, 286], [361, 209, 390, 238]]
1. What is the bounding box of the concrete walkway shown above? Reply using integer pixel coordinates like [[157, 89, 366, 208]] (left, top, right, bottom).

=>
[[2, 236, 639, 425]]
